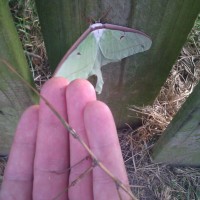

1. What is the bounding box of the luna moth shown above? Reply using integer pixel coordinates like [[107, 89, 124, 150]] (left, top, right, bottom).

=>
[[54, 23, 152, 94]]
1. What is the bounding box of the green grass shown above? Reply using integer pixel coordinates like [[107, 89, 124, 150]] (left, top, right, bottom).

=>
[[9, 0, 40, 51], [188, 14, 200, 47], [9, 0, 49, 89]]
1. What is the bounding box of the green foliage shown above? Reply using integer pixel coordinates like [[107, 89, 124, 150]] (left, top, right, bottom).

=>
[[8, 0, 45, 83], [9, 0, 40, 50], [187, 14, 200, 47]]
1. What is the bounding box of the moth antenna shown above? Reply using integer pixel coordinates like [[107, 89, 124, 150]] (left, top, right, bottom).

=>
[[104, 17, 111, 24], [99, 5, 113, 23], [81, 13, 95, 25], [89, 16, 96, 24]]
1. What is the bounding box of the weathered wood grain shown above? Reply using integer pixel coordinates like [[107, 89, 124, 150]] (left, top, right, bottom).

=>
[[152, 81, 200, 166], [35, 0, 200, 127], [0, 0, 35, 154]]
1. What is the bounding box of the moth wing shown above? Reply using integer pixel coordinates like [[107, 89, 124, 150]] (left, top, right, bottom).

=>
[[55, 32, 98, 81], [99, 29, 152, 61]]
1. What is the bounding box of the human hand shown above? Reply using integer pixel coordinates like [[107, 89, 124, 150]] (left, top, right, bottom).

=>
[[0, 78, 130, 200]]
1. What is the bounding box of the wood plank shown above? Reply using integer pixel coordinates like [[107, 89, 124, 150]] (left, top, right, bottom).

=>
[[35, 0, 200, 127], [0, 0, 35, 154], [152, 81, 200, 166]]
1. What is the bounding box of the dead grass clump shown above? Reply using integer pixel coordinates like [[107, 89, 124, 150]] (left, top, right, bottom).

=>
[[120, 127, 200, 199], [129, 41, 200, 144]]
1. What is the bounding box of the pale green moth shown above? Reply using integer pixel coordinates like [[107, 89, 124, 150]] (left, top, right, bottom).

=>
[[54, 23, 152, 94]]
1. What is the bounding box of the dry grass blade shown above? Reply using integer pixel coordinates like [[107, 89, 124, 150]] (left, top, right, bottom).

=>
[[53, 166, 94, 200], [1, 59, 137, 200]]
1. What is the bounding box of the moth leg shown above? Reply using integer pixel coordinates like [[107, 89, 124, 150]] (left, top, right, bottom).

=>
[[93, 69, 104, 94]]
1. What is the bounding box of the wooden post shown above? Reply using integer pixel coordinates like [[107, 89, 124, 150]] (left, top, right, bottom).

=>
[[152, 82, 200, 166], [35, 0, 200, 127], [0, 1, 35, 154]]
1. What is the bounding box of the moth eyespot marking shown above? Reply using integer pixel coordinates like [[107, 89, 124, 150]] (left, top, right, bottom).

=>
[[77, 52, 81, 55], [120, 35, 125, 40], [141, 44, 145, 49], [0, 110, 4, 115]]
